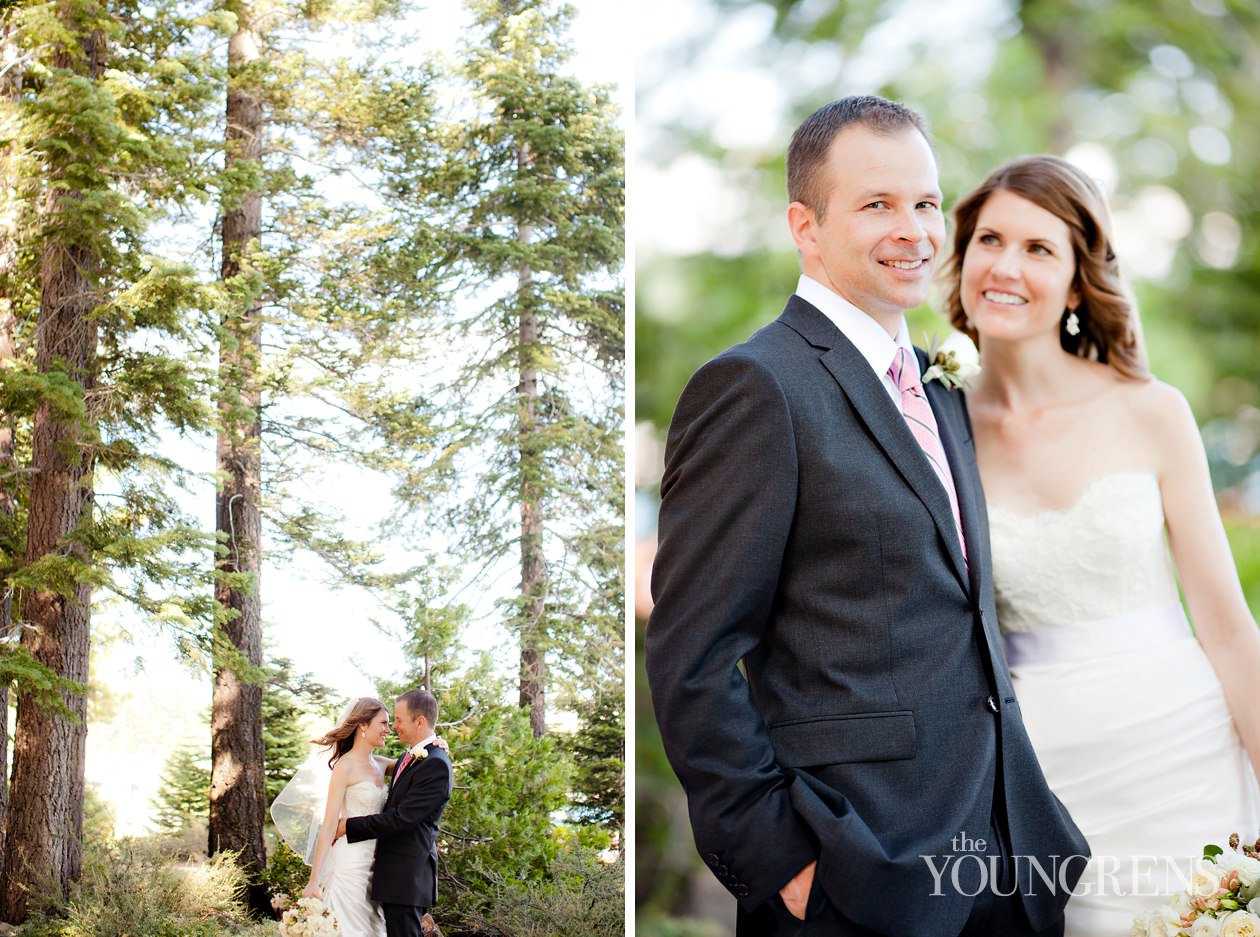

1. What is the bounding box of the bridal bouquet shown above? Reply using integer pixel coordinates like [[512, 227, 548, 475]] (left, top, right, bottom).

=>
[[1133, 835, 1260, 937], [280, 896, 341, 937]]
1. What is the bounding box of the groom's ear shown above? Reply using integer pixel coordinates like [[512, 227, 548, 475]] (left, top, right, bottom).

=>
[[788, 201, 820, 264], [788, 201, 813, 243]]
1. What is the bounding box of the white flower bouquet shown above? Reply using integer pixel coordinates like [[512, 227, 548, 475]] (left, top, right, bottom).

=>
[[280, 896, 341, 937], [1133, 835, 1260, 937]]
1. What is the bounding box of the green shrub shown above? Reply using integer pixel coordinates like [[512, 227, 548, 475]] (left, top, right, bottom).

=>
[[261, 839, 309, 909], [441, 703, 572, 888], [16, 837, 266, 937], [443, 846, 623, 937]]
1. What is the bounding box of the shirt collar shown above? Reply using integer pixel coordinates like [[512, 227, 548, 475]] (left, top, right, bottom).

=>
[[795, 274, 914, 379]]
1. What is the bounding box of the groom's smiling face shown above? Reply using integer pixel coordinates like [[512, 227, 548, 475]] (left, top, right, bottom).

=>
[[789, 123, 944, 330], [393, 699, 426, 747]]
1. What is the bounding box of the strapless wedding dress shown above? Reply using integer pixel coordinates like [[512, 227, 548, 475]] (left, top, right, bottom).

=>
[[320, 780, 387, 937], [991, 472, 1260, 936]]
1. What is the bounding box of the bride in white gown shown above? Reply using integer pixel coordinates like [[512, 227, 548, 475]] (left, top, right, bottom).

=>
[[942, 155, 1260, 935], [274, 698, 394, 937]]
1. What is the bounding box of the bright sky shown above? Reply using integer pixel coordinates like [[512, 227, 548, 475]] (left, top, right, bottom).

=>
[[90, 0, 628, 837]]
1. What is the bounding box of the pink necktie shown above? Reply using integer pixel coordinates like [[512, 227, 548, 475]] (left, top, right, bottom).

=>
[[395, 751, 414, 779], [888, 347, 967, 564]]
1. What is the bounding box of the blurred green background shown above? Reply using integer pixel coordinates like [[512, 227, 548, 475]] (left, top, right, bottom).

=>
[[634, 0, 1260, 933]]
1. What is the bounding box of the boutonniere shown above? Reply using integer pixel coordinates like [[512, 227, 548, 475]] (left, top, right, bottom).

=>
[[922, 331, 981, 391], [414, 748, 428, 760]]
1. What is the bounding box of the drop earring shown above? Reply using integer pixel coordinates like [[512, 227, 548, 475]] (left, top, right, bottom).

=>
[[1065, 309, 1081, 336]]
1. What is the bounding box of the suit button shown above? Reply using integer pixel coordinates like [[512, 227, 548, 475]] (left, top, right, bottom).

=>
[[986, 695, 999, 713], [734, 885, 750, 897], [705, 853, 720, 865]]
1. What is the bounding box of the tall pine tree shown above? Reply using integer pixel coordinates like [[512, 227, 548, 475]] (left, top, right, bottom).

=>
[[0, 9, 24, 883], [0, 0, 106, 915], [435, 0, 623, 736], [209, 0, 269, 907], [0, 0, 222, 916]]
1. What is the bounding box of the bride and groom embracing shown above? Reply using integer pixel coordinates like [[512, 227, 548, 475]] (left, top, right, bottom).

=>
[[272, 689, 453, 937], [645, 95, 1260, 936]]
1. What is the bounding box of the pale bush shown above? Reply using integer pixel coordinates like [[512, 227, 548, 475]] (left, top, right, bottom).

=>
[[16, 837, 270, 937]]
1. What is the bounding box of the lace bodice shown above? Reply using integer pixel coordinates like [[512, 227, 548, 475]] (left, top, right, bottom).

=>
[[342, 779, 387, 818], [989, 472, 1179, 634]]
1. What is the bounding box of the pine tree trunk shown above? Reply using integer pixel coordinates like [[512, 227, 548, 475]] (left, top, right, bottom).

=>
[[209, 8, 267, 913], [0, 16, 22, 888], [0, 12, 103, 923], [516, 205, 546, 738]]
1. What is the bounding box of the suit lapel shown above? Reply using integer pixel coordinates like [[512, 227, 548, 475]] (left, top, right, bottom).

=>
[[920, 354, 981, 594], [386, 753, 408, 806], [780, 298, 970, 594]]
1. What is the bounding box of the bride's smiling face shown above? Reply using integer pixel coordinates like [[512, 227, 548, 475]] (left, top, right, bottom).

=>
[[961, 189, 1079, 344], [364, 708, 390, 747]]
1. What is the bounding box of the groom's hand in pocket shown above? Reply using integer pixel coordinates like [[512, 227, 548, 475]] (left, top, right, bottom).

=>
[[779, 860, 816, 921]]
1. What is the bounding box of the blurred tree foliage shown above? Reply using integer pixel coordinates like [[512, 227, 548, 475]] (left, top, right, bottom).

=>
[[636, 1, 1260, 931], [638, 0, 1260, 431]]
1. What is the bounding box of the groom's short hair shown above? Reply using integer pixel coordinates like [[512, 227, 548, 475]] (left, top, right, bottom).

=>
[[787, 95, 931, 220], [397, 688, 438, 727]]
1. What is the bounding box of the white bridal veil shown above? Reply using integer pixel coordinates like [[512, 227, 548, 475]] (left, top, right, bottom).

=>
[[270, 700, 357, 864]]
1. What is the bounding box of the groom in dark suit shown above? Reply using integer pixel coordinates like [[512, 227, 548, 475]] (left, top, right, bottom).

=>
[[337, 689, 452, 937], [645, 96, 1088, 936]]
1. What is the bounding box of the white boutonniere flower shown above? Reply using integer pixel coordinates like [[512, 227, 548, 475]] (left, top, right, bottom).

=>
[[922, 331, 981, 391]]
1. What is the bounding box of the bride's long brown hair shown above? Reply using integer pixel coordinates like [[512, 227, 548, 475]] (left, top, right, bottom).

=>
[[313, 697, 386, 769]]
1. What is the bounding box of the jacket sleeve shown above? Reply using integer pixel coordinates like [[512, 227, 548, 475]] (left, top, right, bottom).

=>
[[344, 755, 450, 845], [644, 352, 817, 911]]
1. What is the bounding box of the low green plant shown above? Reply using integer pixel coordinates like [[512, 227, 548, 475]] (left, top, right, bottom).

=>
[[452, 847, 623, 937], [16, 837, 265, 937], [261, 839, 309, 909]]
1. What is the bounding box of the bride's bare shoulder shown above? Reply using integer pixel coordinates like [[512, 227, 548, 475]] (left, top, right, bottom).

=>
[[1116, 376, 1200, 448], [1116, 375, 1191, 417]]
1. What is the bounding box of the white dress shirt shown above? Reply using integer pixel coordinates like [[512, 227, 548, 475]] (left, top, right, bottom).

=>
[[409, 734, 437, 757], [794, 274, 917, 406]]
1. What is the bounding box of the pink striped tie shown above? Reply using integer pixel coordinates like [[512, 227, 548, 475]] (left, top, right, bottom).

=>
[[888, 347, 967, 564], [395, 751, 414, 779]]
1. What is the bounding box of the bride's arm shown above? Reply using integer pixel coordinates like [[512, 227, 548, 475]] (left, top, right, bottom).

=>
[[1156, 386, 1260, 781], [303, 762, 349, 899], [371, 740, 451, 779]]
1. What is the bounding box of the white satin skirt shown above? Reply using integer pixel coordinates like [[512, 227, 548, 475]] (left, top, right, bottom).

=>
[[320, 837, 386, 937], [1008, 606, 1260, 937]]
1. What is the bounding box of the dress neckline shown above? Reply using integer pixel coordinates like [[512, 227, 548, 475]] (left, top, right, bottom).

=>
[[346, 778, 385, 792], [988, 469, 1159, 521]]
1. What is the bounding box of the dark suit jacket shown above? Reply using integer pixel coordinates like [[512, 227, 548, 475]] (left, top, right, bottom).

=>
[[345, 744, 452, 908], [645, 297, 1088, 936]]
